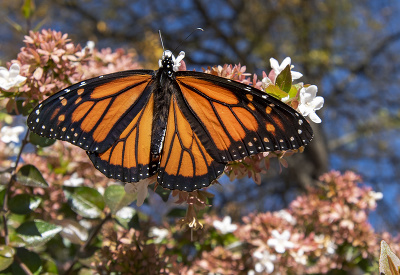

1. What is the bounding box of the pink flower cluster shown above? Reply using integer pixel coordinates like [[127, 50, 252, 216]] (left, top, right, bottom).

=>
[[13, 29, 86, 102], [9, 29, 141, 108], [181, 171, 387, 274], [79, 47, 141, 78], [203, 64, 252, 83]]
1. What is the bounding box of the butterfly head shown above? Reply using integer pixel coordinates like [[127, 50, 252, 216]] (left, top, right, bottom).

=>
[[159, 50, 185, 74]]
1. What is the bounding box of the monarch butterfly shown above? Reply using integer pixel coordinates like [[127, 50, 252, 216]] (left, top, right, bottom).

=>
[[27, 50, 313, 192]]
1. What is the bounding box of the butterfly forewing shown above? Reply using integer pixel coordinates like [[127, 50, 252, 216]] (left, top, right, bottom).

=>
[[27, 70, 154, 153]]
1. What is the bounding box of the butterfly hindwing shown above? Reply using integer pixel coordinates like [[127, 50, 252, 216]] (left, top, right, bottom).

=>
[[174, 71, 313, 163], [27, 70, 154, 153]]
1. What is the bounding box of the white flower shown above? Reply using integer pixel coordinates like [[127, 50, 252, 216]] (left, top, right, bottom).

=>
[[158, 50, 185, 71], [0, 125, 25, 143], [276, 210, 296, 225], [253, 250, 276, 274], [149, 227, 169, 243], [314, 234, 337, 255], [368, 190, 383, 200], [290, 249, 307, 265], [124, 176, 155, 206], [0, 63, 27, 90], [63, 172, 85, 187], [261, 76, 273, 89], [298, 85, 324, 123], [366, 190, 383, 208], [267, 230, 294, 253], [270, 57, 303, 81], [213, 216, 238, 234], [81, 41, 95, 54], [281, 94, 290, 103], [326, 239, 337, 254]]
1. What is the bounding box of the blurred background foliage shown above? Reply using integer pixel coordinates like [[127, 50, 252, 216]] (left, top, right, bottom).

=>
[[1, 0, 400, 233]]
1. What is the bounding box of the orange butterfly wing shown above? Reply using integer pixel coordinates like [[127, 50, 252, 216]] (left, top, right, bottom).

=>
[[87, 93, 159, 182], [173, 71, 313, 163], [28, 70, 154, 153], [28, 70, 161, 182], [156, 72, 313, 191], [157, 94, 226, 191]]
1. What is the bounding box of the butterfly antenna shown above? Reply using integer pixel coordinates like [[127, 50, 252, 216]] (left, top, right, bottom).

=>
[[159, 30, 165, 52], [173, 27, 204, 53]]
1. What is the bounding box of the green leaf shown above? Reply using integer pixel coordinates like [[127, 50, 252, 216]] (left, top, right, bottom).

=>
[[15, 165, 48, 188], [64, 187, 105, 219], [11, 98, 33, 116], [8, 233, 25, 248], [104, 185, 137, 214], [78, 268, 96, 275], [3, 17, 22, 33], [9, 194, 41, 215], [275, 65, 292, 93], [42, 255, 58, 274], [16, 220, 62, 247], [29, 132, 56, 147], [0, 113, 13, 124], [288, 85, 299, 99], [167, 208, 186, 218], [154, 185, 171, 202], [264, 85, 288, 100], [0, 246, 15, 271], [0, 189, 6, 210], [55, 219, 88, 245]]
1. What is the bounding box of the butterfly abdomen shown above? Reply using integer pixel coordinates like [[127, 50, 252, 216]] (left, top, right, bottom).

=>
[[150, 68, 174, 159]]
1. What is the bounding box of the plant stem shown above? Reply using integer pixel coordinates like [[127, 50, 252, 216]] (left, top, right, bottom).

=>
[[1, 130, 32, 274], [15, 255, 33, 275], [1, 130, 30, 245], [64, 213, 112, 275]]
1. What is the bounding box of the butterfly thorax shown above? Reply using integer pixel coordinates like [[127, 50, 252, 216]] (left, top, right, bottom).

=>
[[160, 55, 175, 79]]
